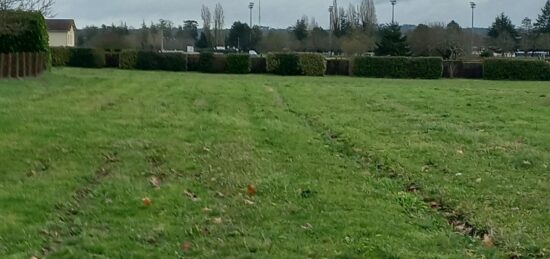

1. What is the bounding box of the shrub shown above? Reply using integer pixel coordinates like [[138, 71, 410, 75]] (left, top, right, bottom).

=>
[[326, 59, 350, 76], [250, 57, 267, 73], [353, 56, 409, 78], [119, 50, 138, 69], [119, 51, 187, 71], [50, 47, 71, 66], [198, 52, 214, 73], [483, 59, 550, 81], [187, 54, 200, 71], [0, 11, 49, 53], [352, 56, 443, 79], [408, 57, 443, 79], [225, 54, 250, 74], [298, 53, 326, 76], [199, 52, 226, 73], [68, 48, 105, 68], [267, 53, 301, 75], [105, 52, 120, 68]]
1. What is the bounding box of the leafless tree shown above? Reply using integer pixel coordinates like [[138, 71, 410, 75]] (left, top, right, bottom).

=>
[[201, 5, 212, 46], [358, 0, 376, 32], [0, 0, 55, 17], [213, 3, 224, 46]]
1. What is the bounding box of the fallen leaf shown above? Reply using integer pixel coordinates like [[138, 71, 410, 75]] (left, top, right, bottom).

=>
[[482, 234, 494, 248], [30, 256, 39, 259], [149, 176, 161, 188], [429, 201, 439, 209], [202, 146, 210, 152], [523, 160, 532, 165], [244, 199, 255, 205], [216, 192, 225, 198], [247, 184, 257, 196], [142, 197, 152, 207], [457, 150, 464, 155], [455, 173, 463, 177], [184, 190, 199, 202], [181, 241, 192, 251], [202, 207, 212, 213], [301, 223, 313, 230], [475, 178, 482, 183], [213, 217, 223, 224]]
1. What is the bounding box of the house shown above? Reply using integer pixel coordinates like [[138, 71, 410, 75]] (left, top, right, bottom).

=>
[[45, 19, 76, 47]]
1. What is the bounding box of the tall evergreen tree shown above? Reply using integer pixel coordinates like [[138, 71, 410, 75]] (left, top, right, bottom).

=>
[[488, 13, 518, 52], [375, 24, 410, 56], [535, 0, 550, 33]]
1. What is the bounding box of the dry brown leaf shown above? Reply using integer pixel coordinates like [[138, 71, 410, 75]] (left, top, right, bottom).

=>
[[142, 197, 152, 207], [247, 184, 257, 196], [181, 241, 192, 251]]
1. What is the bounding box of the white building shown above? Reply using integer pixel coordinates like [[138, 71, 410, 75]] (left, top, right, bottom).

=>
[[45, 19, 76, 47]]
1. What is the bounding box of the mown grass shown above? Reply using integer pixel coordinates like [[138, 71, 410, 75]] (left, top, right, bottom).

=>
[[0, 68, 548, 258]]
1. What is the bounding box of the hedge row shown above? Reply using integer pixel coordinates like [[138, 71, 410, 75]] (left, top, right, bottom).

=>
[[51, 47, 105, 68], [483, 59, 550, 81], [266, 53, 326, 76], [119, 51, 187, 71], [0, 11, 49, 54], [352, 56, 443, 79]]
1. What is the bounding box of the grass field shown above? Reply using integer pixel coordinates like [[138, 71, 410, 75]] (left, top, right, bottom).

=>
[[0, 68, 549, 258]]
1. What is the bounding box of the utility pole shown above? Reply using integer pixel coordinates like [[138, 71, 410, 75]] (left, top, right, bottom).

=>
[[470, 1, 476, 54], [390, 0, 397, 24], [258, 0, 261, 28]]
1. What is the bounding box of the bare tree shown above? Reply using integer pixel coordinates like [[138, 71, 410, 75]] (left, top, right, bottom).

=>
[[0, 0, 55, 17], [201, 5, 212, 47], [213, 3, 224, 46], [358, 0, 376, 32]]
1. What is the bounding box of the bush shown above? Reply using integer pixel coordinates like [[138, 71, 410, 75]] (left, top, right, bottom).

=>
[[225, 54, 250, 74], [50, 47, 71, 66], [326, 59, 350, 76], [250, 57, 267, 73], [50, 47, 105, 68], [199, 52, 226, 73], [119, 50, 137, 69], [0, 11, 49, 53], [298, 53, 326, 76], [187, 54, 200, 71], [408, 57, 443, 79], [352, 56, 409, 78], [68, 48, 105, 68], [119, 51, 187, 71], [352, 56, 443, 79], [267, 53, 301, 75], [483, 59, 550, 81], [105, 52, 120, 68]]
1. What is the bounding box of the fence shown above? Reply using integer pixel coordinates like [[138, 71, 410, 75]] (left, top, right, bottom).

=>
[[0, 52, 46, 79]]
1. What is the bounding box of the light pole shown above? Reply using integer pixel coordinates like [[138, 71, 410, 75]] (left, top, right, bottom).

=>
[[329, 6, 334, 56], [390, 0, 397, 24], [248, 2, 254, 27], [258, 0, 261, 28], [470, 2, 476, 54]]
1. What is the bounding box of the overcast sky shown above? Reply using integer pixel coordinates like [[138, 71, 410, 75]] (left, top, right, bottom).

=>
[[54, 0, 548, 29]]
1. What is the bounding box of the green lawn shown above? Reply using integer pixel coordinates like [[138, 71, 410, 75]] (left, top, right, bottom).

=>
[[0, 68, 548, 258]]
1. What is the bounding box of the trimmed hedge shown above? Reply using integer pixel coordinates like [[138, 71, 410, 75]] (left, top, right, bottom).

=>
[[226, 54, 250, 74], [352, 56, 443, 79], [298, 53, 326, 76], [50, 47, 105, 68], [326, 59, 350, 76], [187, 54, 200, 71], [199, 52, 226, 73], [267, 53, 301, 75], [105, 52, 120, 68], [250, 57, 267, 73], [483, 59, 550, 81], [119, 51, 187, 71], [0, 11, 49, 53]]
